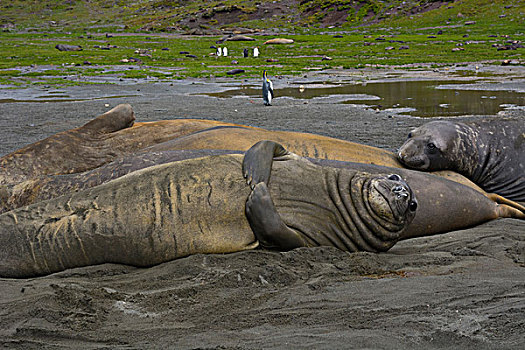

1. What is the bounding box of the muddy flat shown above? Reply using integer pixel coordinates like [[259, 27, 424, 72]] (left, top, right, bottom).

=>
[[1, 67, 524, 349]]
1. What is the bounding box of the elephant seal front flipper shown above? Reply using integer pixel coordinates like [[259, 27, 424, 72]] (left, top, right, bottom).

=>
[[246, 182, 310, 250], [242, 140, 299, 186]]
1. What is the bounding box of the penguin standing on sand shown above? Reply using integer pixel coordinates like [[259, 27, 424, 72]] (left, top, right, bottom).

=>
[[262, 70, 274, 106]]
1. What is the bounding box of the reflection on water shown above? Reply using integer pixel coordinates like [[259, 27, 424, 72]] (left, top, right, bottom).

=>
[[205, 80, 525, 118]]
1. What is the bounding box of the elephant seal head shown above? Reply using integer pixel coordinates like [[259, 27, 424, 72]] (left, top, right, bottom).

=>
[[397, 121, 462, 171], [345, 172, 418, 252], [367, 173, 418, 226]]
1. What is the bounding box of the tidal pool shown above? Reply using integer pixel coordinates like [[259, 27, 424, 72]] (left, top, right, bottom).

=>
[[204, 80, 525, 118]]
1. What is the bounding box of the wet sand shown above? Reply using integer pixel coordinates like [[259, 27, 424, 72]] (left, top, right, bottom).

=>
[[0, 68, 524, 349]]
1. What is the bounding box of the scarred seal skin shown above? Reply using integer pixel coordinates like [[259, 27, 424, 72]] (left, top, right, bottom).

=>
[[0, 154, 416, 278], [398, 119, 525, 201]]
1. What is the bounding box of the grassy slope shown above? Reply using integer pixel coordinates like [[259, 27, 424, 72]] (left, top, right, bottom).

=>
[[0, 0, 523, 85]]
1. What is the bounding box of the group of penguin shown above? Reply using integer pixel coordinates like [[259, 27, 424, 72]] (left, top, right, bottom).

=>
[[216, 47, 260, 58]]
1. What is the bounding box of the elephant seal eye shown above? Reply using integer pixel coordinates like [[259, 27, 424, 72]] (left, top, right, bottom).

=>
[[427, 143, 436, 149], [409, 201, 418, 212], [388, 174, 401, 181], [407, 132, 412, 139]]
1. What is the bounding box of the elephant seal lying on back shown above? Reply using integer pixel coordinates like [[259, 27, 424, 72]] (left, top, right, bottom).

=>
[[398, 119, 525, 201], [0, 153, 417, 278], [242, 141, 525, 248]]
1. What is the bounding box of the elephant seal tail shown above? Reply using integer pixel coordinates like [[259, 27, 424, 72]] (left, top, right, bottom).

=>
[[495, 203, 525, 220], [486, 193, 525, 219], [81, 104, 135, 134]]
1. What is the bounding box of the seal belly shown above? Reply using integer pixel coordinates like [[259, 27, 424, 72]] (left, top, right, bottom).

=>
[[0, 155, 255, 278]]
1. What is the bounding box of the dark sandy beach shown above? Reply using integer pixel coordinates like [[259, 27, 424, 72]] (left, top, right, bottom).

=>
[[0, 67, 524, 349]]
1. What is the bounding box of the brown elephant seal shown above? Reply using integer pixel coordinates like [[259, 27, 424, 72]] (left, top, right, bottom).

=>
[[242, 141, 525, 248], [0, 153, 417, 278], [0, 149, 240, 214], [398, 119, 525, 201], [0, 104, 254, 186], [264, 38, 294, 44]]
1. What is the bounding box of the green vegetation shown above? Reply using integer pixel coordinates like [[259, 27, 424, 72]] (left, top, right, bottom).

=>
[[0, 0, 522, 87]]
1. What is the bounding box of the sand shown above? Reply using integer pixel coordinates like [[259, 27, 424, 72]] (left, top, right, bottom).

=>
[[0, 68, 524, 349]]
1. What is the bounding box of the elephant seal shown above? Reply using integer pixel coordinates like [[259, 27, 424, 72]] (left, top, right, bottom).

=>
[[2, 105, 521, 213], [264, 38, 294, 44], [0, 104, 254, 186], [242, 141, 525, 248], [398, 119, 525, 201], [0, 149, 239, 213], [0, 153, 417, 278], [2, 120, 524, 215]]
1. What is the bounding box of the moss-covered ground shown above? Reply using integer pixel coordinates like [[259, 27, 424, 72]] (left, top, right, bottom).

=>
[[0, 0, 522, 87]]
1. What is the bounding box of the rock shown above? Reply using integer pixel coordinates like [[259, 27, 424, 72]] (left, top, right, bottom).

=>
[[55, 44, 82, 51], [226, 69, 245, 75], [465, 21, 476, 25]]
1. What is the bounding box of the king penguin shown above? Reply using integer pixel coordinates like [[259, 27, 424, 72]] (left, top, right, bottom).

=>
[[262, 70, 274, 106]]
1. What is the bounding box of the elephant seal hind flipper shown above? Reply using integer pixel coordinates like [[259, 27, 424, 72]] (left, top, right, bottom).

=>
[[397, 119, 525, 201], [81, 104, 135, 134]]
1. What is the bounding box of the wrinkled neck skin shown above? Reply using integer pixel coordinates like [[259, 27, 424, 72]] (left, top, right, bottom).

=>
[[274, 164, 411, 253]]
